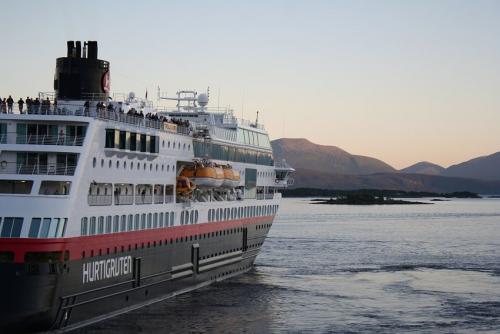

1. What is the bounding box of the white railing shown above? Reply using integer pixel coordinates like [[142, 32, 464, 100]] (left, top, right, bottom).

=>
[[1, 103, 191, 136], [11, 134, 84, 146], [0, 163, 76, 175], [135, 195, 153, 205], [88, 195, 112, 206]]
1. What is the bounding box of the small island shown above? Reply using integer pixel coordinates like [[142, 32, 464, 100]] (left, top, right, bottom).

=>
[[312, 193, 431, 205]]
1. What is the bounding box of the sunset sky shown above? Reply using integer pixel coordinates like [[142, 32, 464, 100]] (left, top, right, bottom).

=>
[[0, 0, 499, 169]]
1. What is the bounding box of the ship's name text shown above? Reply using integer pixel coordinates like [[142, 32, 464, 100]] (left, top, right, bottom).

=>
[[82, 256, 132, 284]]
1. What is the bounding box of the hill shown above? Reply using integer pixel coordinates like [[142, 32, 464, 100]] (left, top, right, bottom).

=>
[[400, 162, 445, 176], [290, 168, 500, 194], [443, 152, 500, 181], [271, 138, 395, 175]]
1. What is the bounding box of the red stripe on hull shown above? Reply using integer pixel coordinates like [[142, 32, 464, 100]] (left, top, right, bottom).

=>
[[0, 215, 275, 263]]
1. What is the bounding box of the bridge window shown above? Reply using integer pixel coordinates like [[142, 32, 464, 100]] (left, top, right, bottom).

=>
[[39, 181, 71, 195], [1, 217, 23, 238]]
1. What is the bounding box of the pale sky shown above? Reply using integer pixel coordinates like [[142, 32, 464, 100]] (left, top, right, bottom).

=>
[[1, 0, 499, 169]]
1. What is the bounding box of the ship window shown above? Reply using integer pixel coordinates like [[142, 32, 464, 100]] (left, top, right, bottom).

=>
[[39, 181, 70, 195], [101, 159, 104, 167], [0, 180, 33, 194], [180, 211, 184, 225], [0, 217, 23, 238], [170, 212, 174, 226], [150, 136, 159, 153], [93, 157, 96, 168], [164, 212, 169, 227], [105, 129, 115, 148], [119, 131, 127, 150], [134, 214, 140, 230], [147, 213, 152, 229], [127, 215, 133, 231], [119, 215, 126, 232], [105, 216, 113, 233], [98, 216, 104, 234], [55, 218, 67, 238], [38, 218, 51, 238], [140, 134, 147, 152], [130, 133, 137, 151], [81, 217, 88, 236], [113, 215, 119, 233], [190, 211, 194, 224], [159, 213, 163, 228], [29, 218, 42, 238], [116, 161, 120, 169], [141, 214, 146, 229], [90, 217, 96, 235], [195, 210, 198, 223]]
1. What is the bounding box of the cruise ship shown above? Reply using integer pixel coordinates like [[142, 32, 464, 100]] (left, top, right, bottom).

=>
[[0, 41, 294, 332]]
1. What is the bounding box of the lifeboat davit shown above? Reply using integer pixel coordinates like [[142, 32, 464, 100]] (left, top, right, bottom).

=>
[[176, 176, 196, 196], [181, 166, 224, 188], [222, 167, 241, 188]]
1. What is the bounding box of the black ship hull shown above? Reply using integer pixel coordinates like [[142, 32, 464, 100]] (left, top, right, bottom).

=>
[[0, 216, 274, 332]]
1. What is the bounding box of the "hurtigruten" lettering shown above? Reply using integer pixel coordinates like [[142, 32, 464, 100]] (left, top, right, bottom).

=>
[[82, 256, 132, 284]]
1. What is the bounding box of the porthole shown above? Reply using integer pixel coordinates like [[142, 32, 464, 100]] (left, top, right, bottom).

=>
[[93, 157, 96, 168], [167, 165, 170, 172], [156, 164, 158, 171], [161, 164, 164, 171], [124, 161, 127, 169], [101, 159, 104, 167], [168, 141, 170, 148], [143, 163, 146, 170], [149, 164, 152, 171], [188, 144, 191, 151], [108, 160, 112, 168], [116, 161, 119, 168], [162, 140, 165, 147], [137, 162, 140, 169]]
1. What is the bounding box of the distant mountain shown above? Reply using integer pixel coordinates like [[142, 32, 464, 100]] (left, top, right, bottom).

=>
[[291, 168, 500, 194], [271, 138, 500, 193], [271, 138, 395, 175], [443, 152, 500, 181], [400, 162, 445, 176]]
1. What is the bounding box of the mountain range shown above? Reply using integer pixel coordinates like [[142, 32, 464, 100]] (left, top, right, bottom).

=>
[[271, 138, 500, 193]]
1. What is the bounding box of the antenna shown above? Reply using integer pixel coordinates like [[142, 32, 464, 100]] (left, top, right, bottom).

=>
[[217, 88, 220, 111], [241, 90, 245, 120], [256, 110, 259, 126]]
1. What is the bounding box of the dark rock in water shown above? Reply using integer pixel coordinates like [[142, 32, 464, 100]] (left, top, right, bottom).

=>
[[312, 194, 431, 205], [430, 198, 450, 202]]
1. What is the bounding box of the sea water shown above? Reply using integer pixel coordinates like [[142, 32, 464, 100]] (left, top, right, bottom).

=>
[[78, 197, 500, 333]]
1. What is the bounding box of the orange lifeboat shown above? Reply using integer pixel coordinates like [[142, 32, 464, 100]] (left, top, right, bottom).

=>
[[222, 166, 241, 188], [180, 167, 195, 178], [188, 165, 224, 188], [176, 176, 196, 196]]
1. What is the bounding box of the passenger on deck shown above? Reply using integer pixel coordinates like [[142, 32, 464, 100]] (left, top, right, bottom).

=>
[[1, 98, 6, 113], [6, 96, 14, 113], [17, 98, 24, 114], [84, 100, 90, 115], [26, 97, 32, 114]]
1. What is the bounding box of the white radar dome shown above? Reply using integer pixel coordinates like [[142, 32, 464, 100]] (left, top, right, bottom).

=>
[[128, 91, 136, 100], [197, 93, 209, 107]]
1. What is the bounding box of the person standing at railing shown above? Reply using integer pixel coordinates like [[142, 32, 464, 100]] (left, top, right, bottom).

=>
[[6, 95, 14, 113], [33, 98, 40, 114], [26, 97, 32, 114], [17, 98, 24, 114], [1, 98, 6, 113]]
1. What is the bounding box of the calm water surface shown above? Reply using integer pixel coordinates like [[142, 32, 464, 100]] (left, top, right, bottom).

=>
[[78, 198, 500, 333]]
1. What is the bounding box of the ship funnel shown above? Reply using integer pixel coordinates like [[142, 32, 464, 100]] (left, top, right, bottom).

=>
[[75, 41, 81, 58], [54, 40, 110, 100], [67, 41, 74, 57], [87, 41, 98, 59]]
